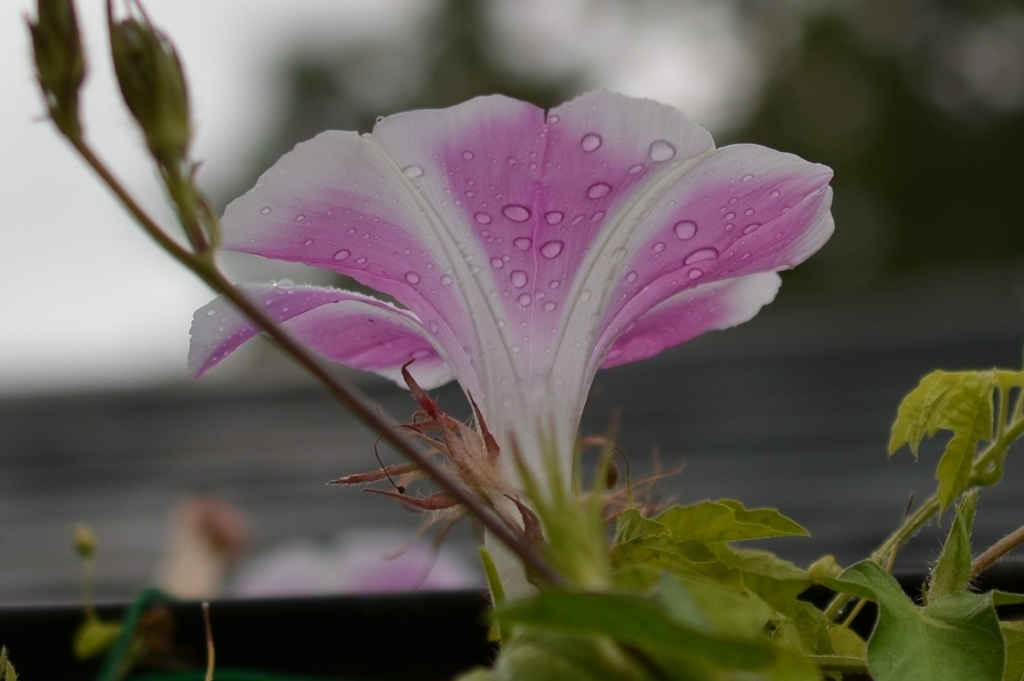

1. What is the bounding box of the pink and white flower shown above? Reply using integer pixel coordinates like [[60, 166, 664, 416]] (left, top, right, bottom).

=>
[[190, 91, 833, 498]]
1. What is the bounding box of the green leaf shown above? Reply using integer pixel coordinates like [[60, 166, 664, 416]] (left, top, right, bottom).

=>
[[1002, 622, 1024, 681], [491, 634, 624, 681], [659, 573, 773, 638], [992, 591, 1024, 606], [73, 617, 122, 660], [613, 508, 669, 545], [0, 647, 17, 681], [496, 591, 777, 672], [655, 500, 810, 543], [927, 490, 978, 603], [714, 546, 812, 614], [828, 562, 1004, 681], [888, 371, 996, 510]]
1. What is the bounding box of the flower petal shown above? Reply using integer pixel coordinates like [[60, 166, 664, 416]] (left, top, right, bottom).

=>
[[189, 284, 452, 389], [599, 272, 781, 369]]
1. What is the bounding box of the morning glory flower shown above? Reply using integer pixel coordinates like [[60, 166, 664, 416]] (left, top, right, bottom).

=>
[[190, 91, 833, 499]]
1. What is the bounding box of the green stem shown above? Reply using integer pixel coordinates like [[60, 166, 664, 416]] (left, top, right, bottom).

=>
[[67, 136, 564, 588]]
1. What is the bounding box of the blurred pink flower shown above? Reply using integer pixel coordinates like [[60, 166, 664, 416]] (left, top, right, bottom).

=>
[[190, 91, 833, 489]]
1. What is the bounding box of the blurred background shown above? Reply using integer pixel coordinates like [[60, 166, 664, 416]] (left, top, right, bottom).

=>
[[4, 0, 1024, 606]]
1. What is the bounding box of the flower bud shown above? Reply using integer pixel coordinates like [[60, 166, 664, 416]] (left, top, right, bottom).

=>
[[808, 554, 843, 584], [27, 0, 86, 140], [72, 523, 97, 558], [107, 1, 190, 165]]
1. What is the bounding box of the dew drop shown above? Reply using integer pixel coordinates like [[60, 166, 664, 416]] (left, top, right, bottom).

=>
[[649, 139, 676, 162], [591, 211, 606, 223], [441, 274, 453, 286], [652, 242, 666, 253], [205, 309, 216, 316], [295, 214, 306, 222], [517, 293, 532, 307], [745, 208, 755, 216], [587, 182, 612, 199], [540, 240, 564, 258], [474, 212, 492, 225], [502, 204, 531, 222], [510, 270, 529, 288], [275, 278, 294, 289], [548, 115, 560, 123], [673, 220, 697, 240], [629, 164, 644, 174], [260, 206, 272, 215], [580, 290, 592, 302], [571, 215, 585, 226], [462, 150, 475, 160], [743, 223, 762, 235], [332, 248, 352, 262], [491, 257, 504, 269], [626, 271, 639, 283], [581, 133, 603, 151], [303, 239, 314, 246], [545, 210, 564, 225], [429, 321, 440, 333], [513, 237, 532, 251], [543, 301, 557, 312], [740, 252, 751, 260], [770, 189, 781, 198], [403, 165, 424, 178], [725, 212, 736, 221], [688, 268, 704, 280], [355, 257, 367, 264], [742, 174, 754, 182], [684, 247, 719, 264], [404, 272, 421, 284]]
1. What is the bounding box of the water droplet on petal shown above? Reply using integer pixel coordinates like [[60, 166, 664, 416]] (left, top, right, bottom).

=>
[[355, 257, 367, 264], [629, 164, 644, 174], [581, 133, 603, 151], [303, 239, 314, 246], [743, 223, 762, 234], [745, 208, 755, 216], [491, 257, 504, 269], [517, 293, 532, 307], [587, 182, 612, 199], [591, 211, 605, 222], [548, 114, 560, 123], [684, 247, 719, 264], [649, 139, 676, 162], [462, 150, 475, 160], [742, 174, 754, 182], [725, 212, 736, 220], [688, 268, 704, 280], [652, 242, 666, 253], [502, 204, 531, 222], [205, 309, 216, 316], [571, 215, 585, 226], [429, 321, 440, 333], [673, 220, 697, 240], [405, 272, 421, 284], [540, 240, 564, 258], [275, 278, 294, 289], [513, 237, 532, 250], [474, 212, 492, 224], [295, 214, 306, 222], [510, 270, 529, 288], [770, 189, 781, 198], [580, 290, 592, 302], [740, 252, 751, 260], [545, 210, 564, 225], [543, 301, 557, 312], [441, 274, 453, 286], [626, 271, 639, 283], [260, 206, 272, 215], [403, 165, 424, 178]]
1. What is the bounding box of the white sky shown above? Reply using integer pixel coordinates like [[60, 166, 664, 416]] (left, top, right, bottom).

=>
[[1, 0, 756, 395]]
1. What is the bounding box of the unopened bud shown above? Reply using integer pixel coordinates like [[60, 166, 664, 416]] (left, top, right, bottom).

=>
[[107, 1, 190, 165], [28, 0, 86, 140], [72, 523, 97, 558], [604, 460, 620, 489], [808, 554, 842, 584]]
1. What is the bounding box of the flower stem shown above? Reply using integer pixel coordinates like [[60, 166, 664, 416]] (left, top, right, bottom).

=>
[[66, 134, 564, 588], [972, 523, 1024, 576]]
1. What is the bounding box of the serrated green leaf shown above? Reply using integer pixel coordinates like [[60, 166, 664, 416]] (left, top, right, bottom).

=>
[[927, 490, 978, 603], [612, 508, 669, 545], [1002, 621, 1024, 681], [890, 371, 952, 456], [655, 500, 810, 543], [714, 546, 812, 614], [828, 561, 1004, 681]]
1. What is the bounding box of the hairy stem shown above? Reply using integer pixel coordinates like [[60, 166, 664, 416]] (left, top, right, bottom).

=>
[[972, 524, 1024, 576], [67, 135, 563, 588]]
